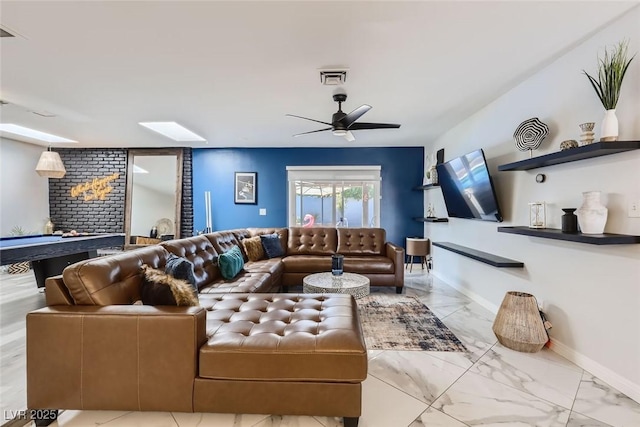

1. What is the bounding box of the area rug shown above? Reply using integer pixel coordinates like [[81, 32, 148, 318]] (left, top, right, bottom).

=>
[[357, 294, 467, 351]]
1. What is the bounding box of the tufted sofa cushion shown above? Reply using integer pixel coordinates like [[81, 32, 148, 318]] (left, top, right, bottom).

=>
[[199, 293, 367, 382], [287, 227, 337, 256], [161, 235, 221, 290], [337, 228, 386, 256]]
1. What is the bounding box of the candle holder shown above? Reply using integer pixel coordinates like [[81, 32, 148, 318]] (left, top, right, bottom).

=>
[[331, 254, 344, 276]]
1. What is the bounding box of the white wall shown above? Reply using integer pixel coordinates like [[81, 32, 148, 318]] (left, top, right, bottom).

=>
[[426, 8, 640, 402], [0, 138, 50, 236]]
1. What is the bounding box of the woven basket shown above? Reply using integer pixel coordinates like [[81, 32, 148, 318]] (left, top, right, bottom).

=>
[[492, 291, 548, 353], [8, 261, 30, 274]]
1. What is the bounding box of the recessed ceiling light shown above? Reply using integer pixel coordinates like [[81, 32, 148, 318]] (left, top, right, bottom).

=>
[[138, 121, 206, 142], [0, 124, 77, 143]]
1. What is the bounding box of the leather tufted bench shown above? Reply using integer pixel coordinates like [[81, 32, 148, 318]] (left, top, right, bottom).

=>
[[194, 293, 367, 426]]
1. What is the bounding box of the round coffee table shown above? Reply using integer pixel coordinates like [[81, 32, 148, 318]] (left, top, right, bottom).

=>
[[303, 272, 370, 299]]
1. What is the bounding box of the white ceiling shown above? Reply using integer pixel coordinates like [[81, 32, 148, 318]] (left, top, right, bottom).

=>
[[0, 1, 636, 149]]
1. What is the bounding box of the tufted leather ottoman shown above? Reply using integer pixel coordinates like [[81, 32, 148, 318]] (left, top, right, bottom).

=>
[[194, 293, 367, 426]]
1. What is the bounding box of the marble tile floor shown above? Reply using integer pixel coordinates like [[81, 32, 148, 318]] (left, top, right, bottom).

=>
[[1, 268, 639, 427]]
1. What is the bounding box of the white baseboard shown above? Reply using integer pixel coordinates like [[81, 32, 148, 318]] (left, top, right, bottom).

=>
[[430, 270, 499, 314], [431, 270, 640, 405], [548, 338, 640, 404]]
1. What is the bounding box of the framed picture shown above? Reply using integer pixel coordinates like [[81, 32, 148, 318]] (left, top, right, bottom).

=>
[[234, 172, 257, 204]]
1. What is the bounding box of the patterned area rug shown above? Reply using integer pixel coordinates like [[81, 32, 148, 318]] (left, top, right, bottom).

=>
[[358, 294, 467, 351]]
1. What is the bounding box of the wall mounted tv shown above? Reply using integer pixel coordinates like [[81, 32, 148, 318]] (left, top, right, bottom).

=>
[[436, 149, 503, 222]]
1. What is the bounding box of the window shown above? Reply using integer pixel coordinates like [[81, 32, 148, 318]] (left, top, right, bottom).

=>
[[287, 166, 381, 227]]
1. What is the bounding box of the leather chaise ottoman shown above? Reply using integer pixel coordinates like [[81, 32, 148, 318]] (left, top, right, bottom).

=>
[[194, 293, 367, 426]]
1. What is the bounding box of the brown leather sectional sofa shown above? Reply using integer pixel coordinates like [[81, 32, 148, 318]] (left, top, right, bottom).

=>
[[27, 227, 404, 426]]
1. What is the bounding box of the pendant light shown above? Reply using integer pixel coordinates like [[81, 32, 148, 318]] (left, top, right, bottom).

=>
[[35, 145, 66, 178]]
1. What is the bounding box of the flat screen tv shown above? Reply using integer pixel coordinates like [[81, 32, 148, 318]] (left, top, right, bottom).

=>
[[436, 149, 503, 222]]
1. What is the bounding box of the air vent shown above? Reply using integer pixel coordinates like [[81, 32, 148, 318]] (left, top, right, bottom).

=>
[[319, 69, 348, 85], [0, 28, 15, 38]]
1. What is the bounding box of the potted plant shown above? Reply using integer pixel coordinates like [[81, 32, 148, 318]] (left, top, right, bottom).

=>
[[583, 40, 635, 142]]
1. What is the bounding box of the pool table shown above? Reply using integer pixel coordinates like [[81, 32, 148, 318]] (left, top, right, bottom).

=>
[[0, 233, 125, 288]]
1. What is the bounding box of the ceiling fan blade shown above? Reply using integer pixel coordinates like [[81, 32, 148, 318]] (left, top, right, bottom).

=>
[[339, 104, 372, 127], [286, 114, 332, 126], [348, 122, 401, 130], [293, 127, 332, 137], [344, 131, 355, 142]]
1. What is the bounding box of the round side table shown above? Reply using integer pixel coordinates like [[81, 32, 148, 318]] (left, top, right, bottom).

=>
[[302, 272, 370, 299], [405, 237, 430, 273]]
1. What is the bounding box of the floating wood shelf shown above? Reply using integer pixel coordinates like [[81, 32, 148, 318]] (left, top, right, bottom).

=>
[[413, 217, 449, 223], [432, 242, 524, 268], [497, 226, 640, 245], [498, 141, 640, 171], [414, 183, 440, 190]]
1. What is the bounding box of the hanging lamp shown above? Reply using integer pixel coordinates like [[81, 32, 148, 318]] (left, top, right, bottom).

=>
[[35, 145, 66, 178]]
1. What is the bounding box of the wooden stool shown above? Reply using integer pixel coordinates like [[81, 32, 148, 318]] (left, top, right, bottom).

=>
[[405, 237, 430, 272]]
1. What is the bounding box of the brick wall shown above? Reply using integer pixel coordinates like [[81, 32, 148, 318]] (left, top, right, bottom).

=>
[[48, 148, 193, 236], [49, 149, 127, 233], [181, 148, 193, 238]]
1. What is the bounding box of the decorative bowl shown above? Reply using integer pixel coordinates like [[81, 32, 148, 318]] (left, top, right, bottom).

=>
[[579, 122, 595, 132], [560, 140, 579, 151]]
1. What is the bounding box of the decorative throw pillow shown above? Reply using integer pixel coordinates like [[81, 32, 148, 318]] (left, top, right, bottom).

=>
[[165, 253, 197, 293], [218, 245, 245, 280], [260, 233, 285, 259], [242, 236, 264, 262], [140, 265, 199, 306]]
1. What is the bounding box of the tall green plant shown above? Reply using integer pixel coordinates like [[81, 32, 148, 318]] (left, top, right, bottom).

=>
[[583, 40, 635, 110]]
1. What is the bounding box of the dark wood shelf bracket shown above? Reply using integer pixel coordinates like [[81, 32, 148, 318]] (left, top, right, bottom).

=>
[[432, 241, 524, 268]]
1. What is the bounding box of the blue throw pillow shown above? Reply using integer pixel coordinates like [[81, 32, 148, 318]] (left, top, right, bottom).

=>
[[218, 245, 245, 280], [260, 233, 285, 259], [165, 253, 197, 294]]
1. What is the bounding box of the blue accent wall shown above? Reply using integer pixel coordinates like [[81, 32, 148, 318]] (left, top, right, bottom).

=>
[[192, 147, 424, 245]]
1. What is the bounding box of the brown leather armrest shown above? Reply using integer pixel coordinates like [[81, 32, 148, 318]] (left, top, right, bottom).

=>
[[385, 242, 405, 287], [27, 305, 207, 412]]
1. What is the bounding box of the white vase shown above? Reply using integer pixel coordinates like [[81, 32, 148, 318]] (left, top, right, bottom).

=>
[[576, 191, 608, 234], [600, 109, 618, 142]]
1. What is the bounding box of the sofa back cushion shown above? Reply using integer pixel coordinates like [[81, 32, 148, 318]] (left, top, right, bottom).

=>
[[287, 227, 337, 256], [337, 228, 386, 255], [207, 231, 244, 259], [161, 235, 221, 290], [63, 245, 169, 305]]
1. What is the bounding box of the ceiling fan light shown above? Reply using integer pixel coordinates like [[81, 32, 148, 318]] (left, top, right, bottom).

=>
[[332, 129, 347, 137], [35, 150, 66, 178]]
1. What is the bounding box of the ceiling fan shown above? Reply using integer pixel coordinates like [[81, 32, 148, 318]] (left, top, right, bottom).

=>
[[286, 93, 400, 142]]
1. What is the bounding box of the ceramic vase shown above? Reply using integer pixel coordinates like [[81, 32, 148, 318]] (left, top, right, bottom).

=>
[[576, 191, 607, 234], [600, 109, 618, 142], [561, 208, 578, 233]]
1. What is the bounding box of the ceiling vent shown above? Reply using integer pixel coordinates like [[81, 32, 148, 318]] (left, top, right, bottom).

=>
[[319, 69, 348, 85]]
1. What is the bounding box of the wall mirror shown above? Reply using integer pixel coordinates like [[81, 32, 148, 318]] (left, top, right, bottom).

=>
[[125, 149, 183, 247]]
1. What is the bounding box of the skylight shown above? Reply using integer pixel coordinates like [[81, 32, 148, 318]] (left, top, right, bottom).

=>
[[138, 122, 206, 142], [0, 124, 77, 143]]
